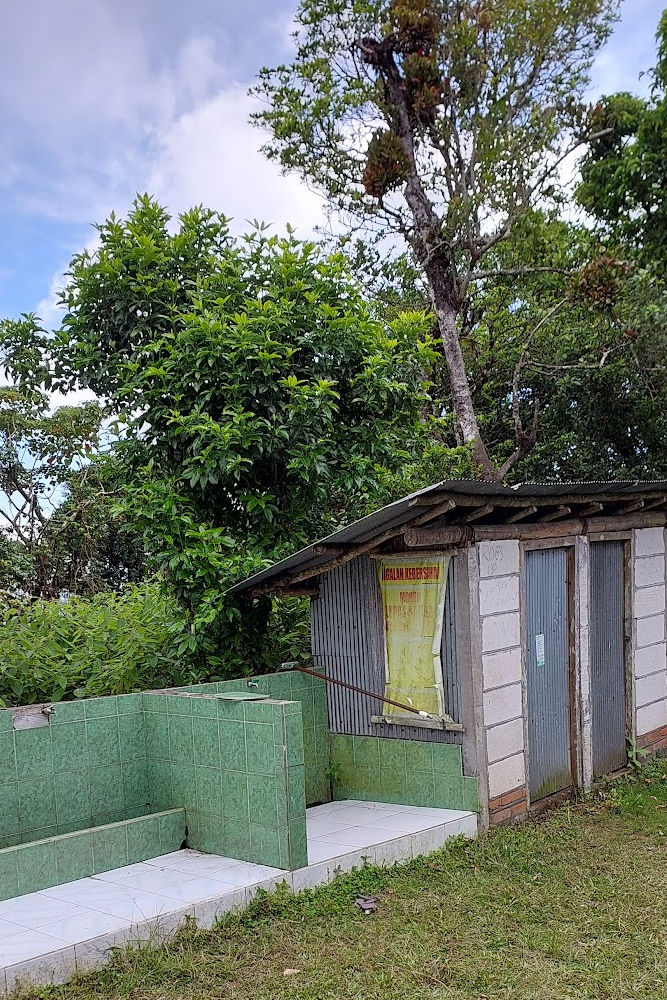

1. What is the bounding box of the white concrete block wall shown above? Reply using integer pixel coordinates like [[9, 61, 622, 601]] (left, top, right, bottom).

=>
[[633, 528, 667, 738], [477, 540, 525, 800]]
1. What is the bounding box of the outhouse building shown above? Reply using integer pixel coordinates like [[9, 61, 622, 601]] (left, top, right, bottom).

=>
[[230, 480, 667, 828]]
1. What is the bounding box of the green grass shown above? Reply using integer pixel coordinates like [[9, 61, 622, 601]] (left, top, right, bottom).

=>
[[21, 761, 667, 1000]]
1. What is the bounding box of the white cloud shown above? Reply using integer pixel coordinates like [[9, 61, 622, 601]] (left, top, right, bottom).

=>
[[146, 88, 324, 236]]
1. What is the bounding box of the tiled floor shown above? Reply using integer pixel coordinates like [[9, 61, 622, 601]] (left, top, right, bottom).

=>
[[0, 801, 476, 993]]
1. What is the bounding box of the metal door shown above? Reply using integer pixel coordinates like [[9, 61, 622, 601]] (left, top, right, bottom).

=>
[[526, 548, 573, 801], [590, 541, 627, 776]]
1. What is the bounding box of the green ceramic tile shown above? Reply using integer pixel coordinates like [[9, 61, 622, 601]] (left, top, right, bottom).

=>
[[159, 809, 186, 852], [432, 775, 464, 808], [330, 735, 354, 769], [249, 823, 282, 868], [0, 734, 16, 783], [14, 727, 53, 779], [406, 741, 435, 773], [17, 839, 57, 895], [378, 738, 408, 772], [89, 763, 124, 818], [19, 774, 56, 833], [119, 713, 146, 760], [221, 770, 249, 826], [223, 815, 251, 857], [460, 776, 480, 812], [54, 769, 90, 829], [284, 713, 304, 767], [216, 699, 246, 721], [169, 762, 195, 808], [145, 711, 170, 757], [191, 811, 224, 854], [190, 696, 218, 719], [55, 832, 94, 883], [142, 692, 166, 714], [245, 724, 274, 775], [122, 763, 149, 815], [247, 773, 278, 829], [51, 720, 87, 769], [0, 710, 12, 732], [196, 765, 224, 816], [0, 847, 19, 901], [50, 701, 84, 725], [243, 700, 279, 724], [166, 695, 192, 716], [126, 814, 161, 862], [193, 717, 220, 768], [287, 765, 306, 817], [219, 720, 247, 770], [147, 759, 172, 811], [117, 694, 143, 715], [0, 782, 20, 838], [92, 823, 129, 872], [87, 716, 121, 767], [352, 736, 380, 768], [432, 744, 464, 775], [84, 696, 118, 719], [409, 771, 438, 807], [169, 714, 194, 762]]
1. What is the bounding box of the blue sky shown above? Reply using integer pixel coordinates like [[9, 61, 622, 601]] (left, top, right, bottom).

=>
[[1, 0, 664, 326]]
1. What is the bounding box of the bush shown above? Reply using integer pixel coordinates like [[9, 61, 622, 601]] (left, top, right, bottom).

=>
[[0, 583, 203, 707]]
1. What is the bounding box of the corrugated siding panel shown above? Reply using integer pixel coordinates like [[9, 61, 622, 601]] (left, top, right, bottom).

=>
[[525, 548, 572, 800], [590, 541, 627, 776], [311, 555, 462, 744]]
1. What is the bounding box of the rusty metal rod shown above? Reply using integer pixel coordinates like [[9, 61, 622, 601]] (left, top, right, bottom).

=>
[[279, 662, 438, 720]]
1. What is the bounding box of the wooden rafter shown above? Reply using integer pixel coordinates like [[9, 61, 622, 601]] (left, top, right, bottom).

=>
[[614, 499, 645, 515], [461, 504, 494, 523], [412, 499, 456, 526], [505, 505, 537, 523], [539, 506, 572, 522]]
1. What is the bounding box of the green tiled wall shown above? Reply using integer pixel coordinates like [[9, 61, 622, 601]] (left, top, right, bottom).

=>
[[143, 692, 308, 870], [178, 671, 330, 805], [0, 808, 185, 902], [0, 694, 148, 849], [330, 735, 479, 812]]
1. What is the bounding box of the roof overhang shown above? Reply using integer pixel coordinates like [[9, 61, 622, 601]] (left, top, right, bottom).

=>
[[228, 479, 667, 598]]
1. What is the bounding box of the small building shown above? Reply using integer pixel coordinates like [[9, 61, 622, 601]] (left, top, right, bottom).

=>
[[230, 479, 667, 828]]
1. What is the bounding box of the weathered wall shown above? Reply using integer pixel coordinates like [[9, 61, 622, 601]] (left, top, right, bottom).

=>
[[476, 540, 527, 823], [633, 527, 667, 751]]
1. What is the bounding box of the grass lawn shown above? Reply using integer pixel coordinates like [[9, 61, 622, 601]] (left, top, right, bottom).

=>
[[24, 760, 667, 1000]]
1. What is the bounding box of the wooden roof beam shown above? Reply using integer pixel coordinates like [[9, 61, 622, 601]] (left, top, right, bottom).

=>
[[615, 499, 645, 515], [505, 505, 538, 523], [539, 505, 572, 522], [461, 504, 495, 523], [574, 502, 604, 517], [412, 499, 457, 526]]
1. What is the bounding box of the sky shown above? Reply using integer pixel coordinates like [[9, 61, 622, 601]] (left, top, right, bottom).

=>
[[0, 0, 665, 328]]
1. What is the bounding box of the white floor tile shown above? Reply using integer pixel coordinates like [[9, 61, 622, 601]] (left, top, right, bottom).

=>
[[0, 930, 68, 965], [0, 918, 26, 940], [37, 910, 132, 946], [306, 818, 357, 837], [0, 895, 89, 931]]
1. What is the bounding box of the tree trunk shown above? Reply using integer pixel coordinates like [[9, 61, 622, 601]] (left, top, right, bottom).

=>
[[425, 261, 498, 480]]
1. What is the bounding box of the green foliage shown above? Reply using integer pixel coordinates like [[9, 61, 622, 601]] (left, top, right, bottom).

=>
[[15, 197, 438, 667], [578, 12, 667, 265], [0, 583, 197, 708]]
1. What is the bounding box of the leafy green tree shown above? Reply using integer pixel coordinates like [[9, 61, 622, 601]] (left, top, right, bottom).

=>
[[253, 0, 618, 478], [578, 11, 667, 265], [15, 197, 437, 669]]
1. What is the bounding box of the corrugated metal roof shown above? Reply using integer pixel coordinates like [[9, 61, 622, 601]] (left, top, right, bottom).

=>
[[228, 479, 667, 595]]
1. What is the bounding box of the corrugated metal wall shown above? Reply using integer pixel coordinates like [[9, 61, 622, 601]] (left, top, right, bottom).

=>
[[590, 541, 627, 776], [525, 548, 572, 800], [310, 555, 462, 744]]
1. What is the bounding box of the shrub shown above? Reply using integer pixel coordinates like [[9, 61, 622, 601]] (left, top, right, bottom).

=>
[[0, 583, 201, 707]]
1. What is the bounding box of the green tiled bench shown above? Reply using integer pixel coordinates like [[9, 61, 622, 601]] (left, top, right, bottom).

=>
[[0, 808, 185, 901]]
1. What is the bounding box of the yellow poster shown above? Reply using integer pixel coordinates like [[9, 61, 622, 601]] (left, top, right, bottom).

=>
[[378, 555, 449, 718]]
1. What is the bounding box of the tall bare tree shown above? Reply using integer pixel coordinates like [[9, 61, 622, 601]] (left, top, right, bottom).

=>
[[253, 0, 619, 478]]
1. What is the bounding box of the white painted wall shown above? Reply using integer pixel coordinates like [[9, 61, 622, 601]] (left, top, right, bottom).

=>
[[477, 540, 525, 800], [632, 528, 667, 738]]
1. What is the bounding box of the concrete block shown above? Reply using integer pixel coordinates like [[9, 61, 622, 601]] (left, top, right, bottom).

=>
[[634, 555, 666, 589], [482, 611, 520, 652], [483, 647, 522, 691], [479, 575, 520, 616], [488, 751, 525, 798], [635, 642, 667, 679], [483, 683, 522, 728], [636, 613, 666, 649], [634, 585, 666, 619], [634, 527, 665, 558], [478, 540, 520, 578], [486, 718, 524, 764], [636, 671, 667, 709], [636, 699, 667, 737]]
